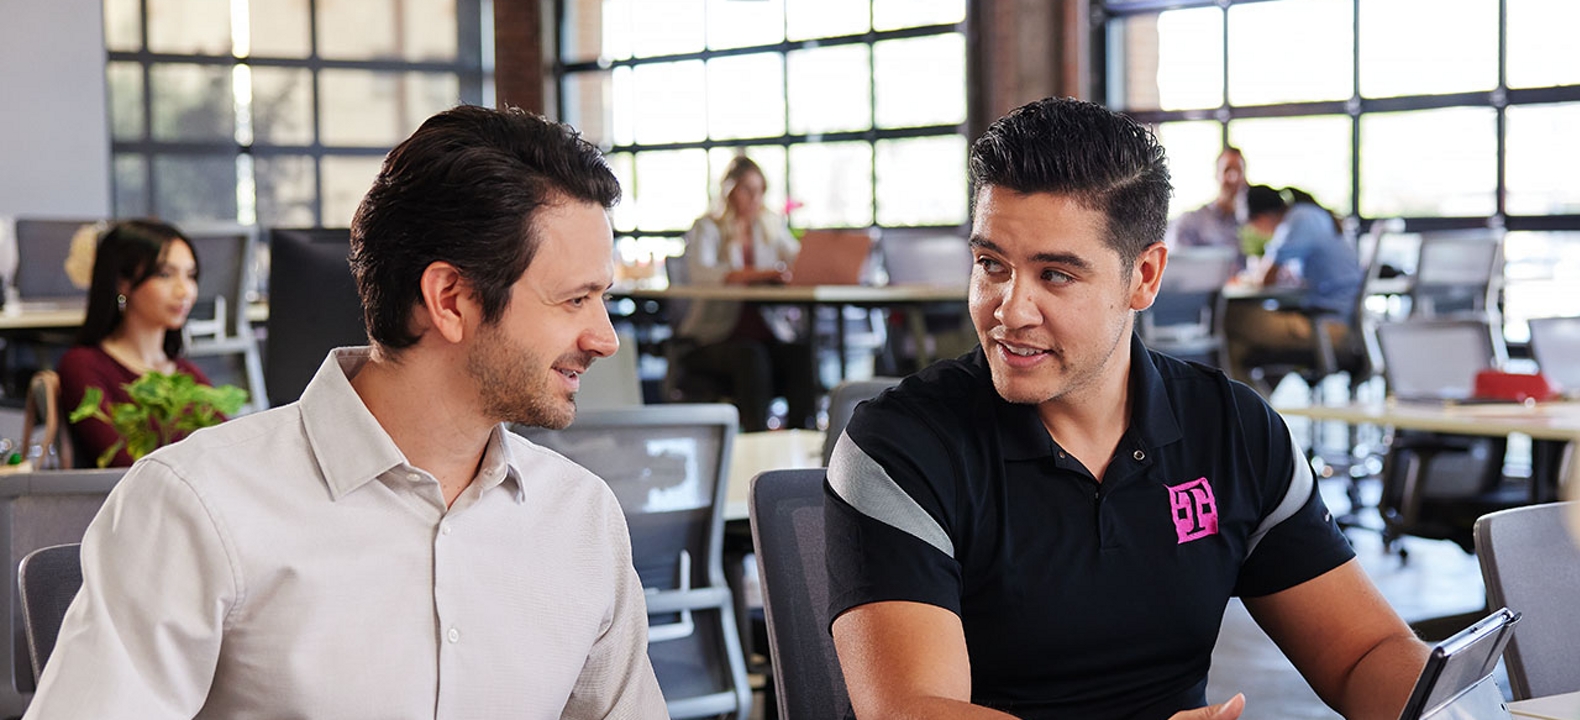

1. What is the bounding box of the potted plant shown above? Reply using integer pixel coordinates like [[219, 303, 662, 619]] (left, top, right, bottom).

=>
[[69, 372, 248, 468]]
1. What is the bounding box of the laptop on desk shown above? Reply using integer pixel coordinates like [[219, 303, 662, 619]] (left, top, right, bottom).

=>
[[1376, 320, 1501, 403], [788, 230, 872, 287], [1527, 316, 1580, 399], [12, 218, 101, 310]]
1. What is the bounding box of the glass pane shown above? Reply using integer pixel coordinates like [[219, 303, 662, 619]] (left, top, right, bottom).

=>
[[707, 54, 786, 140], [873, 0, 964, 31], [788, 142, 873, 228], [630, 0, 704, 57], [709, 146, 788, 218], [630, 61, 707, 145], [1502, 232, 1580, 343], [248, 0, 311, 57], [707, 0, 784, 50], [113, 154, 149, 218], [249, 67, 314, 145], [606, 152, 637, 232], [787, 45, 871, 134], [875, 136, 967, 227], [154, 155, 238, 222], [874, 34, 966, 129], [562, 0, 610, 62], [1155, 121, 1223, 218], [107, 62, 146, 141], [1228, 115, 1353, 215], [320, 70, 459, 147], [1359, 107, 1496, 217], [786, 0, 870, 41], [633, 150, 709, 231], [150, 64, 235, 142], [104, 0, 142, 51], [1506, 103, 1580, 216], [1358, 0, 1496, 98], [1110, 8, 1223, 112], [1507, 0, 1580, 89], [254, 155, 317, 228], [562, 71, 615, 147], [320, 156, 384, 227], [147, 0, 231, 55], [318, 0, 458, 62], [1227, 0, 1353, 105]]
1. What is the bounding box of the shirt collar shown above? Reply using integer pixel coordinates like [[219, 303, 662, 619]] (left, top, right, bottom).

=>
[[994, 333, 1184, 461]]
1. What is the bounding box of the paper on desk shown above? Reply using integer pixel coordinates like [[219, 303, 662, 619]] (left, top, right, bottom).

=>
[[1508, 691, 1580, 720]]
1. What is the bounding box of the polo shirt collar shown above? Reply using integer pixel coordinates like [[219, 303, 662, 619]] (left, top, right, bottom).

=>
[[994, 333, 1184, 461]]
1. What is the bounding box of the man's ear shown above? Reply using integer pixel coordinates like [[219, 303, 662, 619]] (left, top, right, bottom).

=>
[[416, 261, 474, 345], [1130, 242, 1167, 311]]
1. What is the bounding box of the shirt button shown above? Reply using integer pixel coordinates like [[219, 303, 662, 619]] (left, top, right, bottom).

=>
[[440, 523, 453, 536], [447, 627, 460, 643], [1133, 450, 1145, 461], [407, 472, 422, 483]]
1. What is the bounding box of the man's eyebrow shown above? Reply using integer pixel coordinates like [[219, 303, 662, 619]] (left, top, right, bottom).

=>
[[967, 237, 1094, 272]]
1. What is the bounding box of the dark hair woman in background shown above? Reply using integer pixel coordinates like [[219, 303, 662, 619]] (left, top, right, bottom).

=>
[[56, 219, 214, 466]]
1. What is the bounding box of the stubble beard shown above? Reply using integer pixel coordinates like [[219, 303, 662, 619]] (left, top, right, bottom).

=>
[[466, 326, 582, 430]]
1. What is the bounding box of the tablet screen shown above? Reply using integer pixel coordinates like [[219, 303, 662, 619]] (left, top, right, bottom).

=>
[[1399, 608, 1520, 720]]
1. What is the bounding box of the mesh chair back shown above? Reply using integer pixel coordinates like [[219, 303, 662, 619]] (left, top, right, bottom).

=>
[[1411, 230, 1502, 320], [1474, 502, 1580, 699], [0, 469, 124, 715], [749, 468, 852, 720], [514, 404, 750, 719], [1140, 247, 1237, 363], [1527, 316, 1580, 396], [17, 543, 82, 685], [822, 377, 901, 465]]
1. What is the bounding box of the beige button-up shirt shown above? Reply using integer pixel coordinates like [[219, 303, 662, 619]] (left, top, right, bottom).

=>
[[24, 348, 666, 719]]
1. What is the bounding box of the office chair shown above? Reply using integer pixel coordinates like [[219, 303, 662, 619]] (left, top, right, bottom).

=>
[[1373, 320, 1529, 557], [821, 377, 901, 466], [183, 223, 268, 414], [17, 543, 83, 686], [0, 468, 125, 715], [514, 404, 751, 720], [749, 468, 853, 720], [1139, 246, 1237, 366], [1474, 502, 1580, 699]]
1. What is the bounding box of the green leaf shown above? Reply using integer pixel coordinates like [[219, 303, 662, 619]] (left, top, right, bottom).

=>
[[67, 370, 249, 462], [69, 387, 107, 424]]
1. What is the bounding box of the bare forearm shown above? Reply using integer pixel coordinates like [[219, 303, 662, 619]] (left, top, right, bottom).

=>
[[1335, 632, 1431, 720], [859, 696, 1020, 720]]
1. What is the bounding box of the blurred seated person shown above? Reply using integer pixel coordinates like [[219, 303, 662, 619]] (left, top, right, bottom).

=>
[[1222, 186, 1362, 392], [1166, 146, 1247, 267], [57, 219, 214, 466], [674, 155, 816, 431]]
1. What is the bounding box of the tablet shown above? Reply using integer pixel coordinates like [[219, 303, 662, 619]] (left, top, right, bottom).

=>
[[1399, 607, 1521, 720]]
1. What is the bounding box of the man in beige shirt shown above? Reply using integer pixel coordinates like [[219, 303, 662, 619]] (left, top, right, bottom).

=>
[[24, 106, 666, 719]]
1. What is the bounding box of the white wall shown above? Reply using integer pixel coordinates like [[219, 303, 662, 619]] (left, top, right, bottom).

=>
[[0, 0, 111, 218]]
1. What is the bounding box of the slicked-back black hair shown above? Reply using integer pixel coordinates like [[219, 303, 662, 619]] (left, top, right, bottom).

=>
[[350, 105, 621, 352], [969, 97, 1173, 268]]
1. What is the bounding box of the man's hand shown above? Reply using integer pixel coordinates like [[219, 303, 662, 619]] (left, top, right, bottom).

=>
[[1169, 693, 1245, 720]]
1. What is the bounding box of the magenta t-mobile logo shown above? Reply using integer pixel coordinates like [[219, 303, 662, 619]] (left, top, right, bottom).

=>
[[1168, 477, 1219, 544]]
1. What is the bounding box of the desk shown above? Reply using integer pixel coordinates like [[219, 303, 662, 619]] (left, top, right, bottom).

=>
[[1276, 400, 1580, 502], [1508, 690, 1580, 719], [723, 428, 824, 521], [0, 301, 269, 331], [614, 282, 968, 379]]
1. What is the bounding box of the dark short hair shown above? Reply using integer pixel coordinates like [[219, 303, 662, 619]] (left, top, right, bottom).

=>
[[969, 97, 1172, 268], [77, 219, 199, 359], [350, 104, 621, 351], [1246, 184, 1286, 220]]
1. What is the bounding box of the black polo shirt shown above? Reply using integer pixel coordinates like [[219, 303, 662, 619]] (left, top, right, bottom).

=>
[[825, 334, 1353, 720]]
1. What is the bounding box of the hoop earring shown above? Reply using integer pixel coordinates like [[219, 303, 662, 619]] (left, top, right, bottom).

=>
[[116, 294, 126, 312]]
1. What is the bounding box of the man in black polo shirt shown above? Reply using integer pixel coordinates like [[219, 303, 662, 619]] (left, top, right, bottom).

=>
[[825, 97, 1429, 720]]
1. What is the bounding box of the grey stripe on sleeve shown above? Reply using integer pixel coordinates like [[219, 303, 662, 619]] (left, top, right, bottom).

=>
[[826, 431, 956, 558], [1246, 434, 1316, 557]]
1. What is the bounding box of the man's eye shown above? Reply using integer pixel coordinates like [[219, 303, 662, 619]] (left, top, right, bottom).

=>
[[975, 257, 1004, 273]]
